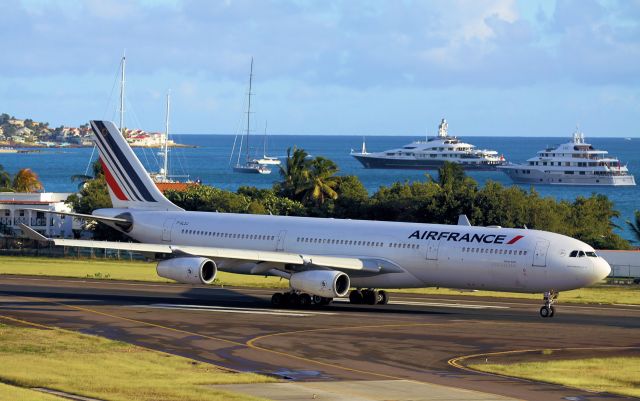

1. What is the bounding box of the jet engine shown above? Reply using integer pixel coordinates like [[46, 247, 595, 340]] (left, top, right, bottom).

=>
[[156, 257, 217, 285], [289, 270, 350, 298]]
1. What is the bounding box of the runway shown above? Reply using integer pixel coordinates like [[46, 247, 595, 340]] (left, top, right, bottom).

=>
[[1, 275, 639, 401]]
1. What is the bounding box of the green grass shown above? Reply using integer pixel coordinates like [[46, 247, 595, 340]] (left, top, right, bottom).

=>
[[0, 382, 63, 401], [0, 256, 288, 288], [0, 322, 274, 401], [469, 357, 640, 398], [0, 256, 638, 304], [394, 285, 640, 305]]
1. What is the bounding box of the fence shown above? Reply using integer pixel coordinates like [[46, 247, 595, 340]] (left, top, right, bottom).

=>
[[0, 237, 146, 261]]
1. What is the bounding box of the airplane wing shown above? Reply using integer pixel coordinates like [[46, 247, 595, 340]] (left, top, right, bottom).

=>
[[19, 224, 403, 275]]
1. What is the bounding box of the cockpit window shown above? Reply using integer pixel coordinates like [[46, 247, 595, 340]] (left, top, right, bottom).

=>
[[586, 251, 598, 257], [578, 251, 586, 257], [569, 250, 578, 257]]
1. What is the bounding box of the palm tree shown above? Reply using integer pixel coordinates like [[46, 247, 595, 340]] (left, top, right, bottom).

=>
[[71, 159, 104, 189], [628, 210, 640, 243], [12, 168, 44, 193], [299, 157, 340, 206], [433, 161, 466, 188], [278, 147, 310, 199], [0, 164, 11, 190]]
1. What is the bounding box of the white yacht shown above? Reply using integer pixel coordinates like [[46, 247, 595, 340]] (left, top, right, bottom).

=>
[[498, 129, 636, 186], [351, 119, 506, 170]]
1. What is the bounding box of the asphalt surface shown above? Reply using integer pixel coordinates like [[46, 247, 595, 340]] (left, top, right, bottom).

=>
[[1, 274, 639, 401]]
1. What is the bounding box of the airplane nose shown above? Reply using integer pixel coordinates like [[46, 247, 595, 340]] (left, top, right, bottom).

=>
[[594, 258, 611, 281]]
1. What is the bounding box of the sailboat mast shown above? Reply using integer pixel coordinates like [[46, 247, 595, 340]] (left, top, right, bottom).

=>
[[263, 120, 267, 157], [119, 54, 126, 135], [163, 91, 170, 181], [245, 58, 253, 163]]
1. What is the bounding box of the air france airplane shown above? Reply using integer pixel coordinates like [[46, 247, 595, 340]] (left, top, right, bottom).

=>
[[22, 120, 611, 318]]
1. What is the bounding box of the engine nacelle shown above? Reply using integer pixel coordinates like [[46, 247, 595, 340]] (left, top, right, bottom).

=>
[[156, 257, 217, 285], [289, 270, 350, 298]]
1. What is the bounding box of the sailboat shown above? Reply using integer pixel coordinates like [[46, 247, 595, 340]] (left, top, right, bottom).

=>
[[152, 91, 192, 187], [231, 58, 271, 174], [253, 121, 281, 166], [117, 55, 191, 187]]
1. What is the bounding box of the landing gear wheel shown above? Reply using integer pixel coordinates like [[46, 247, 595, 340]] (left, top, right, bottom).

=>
[[299, 293, 312, 307], [349, 290, 364, 304], [377, 290, 389, 305], [364, 289, 379, 305], [540, 290, 558, 318], [271, 292, 284, 307], [288, 293, 300, 306], [539, 306, 551, 318]]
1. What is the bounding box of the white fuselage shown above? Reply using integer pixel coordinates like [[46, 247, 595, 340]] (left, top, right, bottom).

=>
[[98, 209, 611, 293]]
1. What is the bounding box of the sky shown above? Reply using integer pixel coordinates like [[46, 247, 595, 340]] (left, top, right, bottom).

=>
[[1, 0, 639, 136]]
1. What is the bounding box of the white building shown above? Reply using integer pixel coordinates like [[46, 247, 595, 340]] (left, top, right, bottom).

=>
[[0, 192, 75, 238]]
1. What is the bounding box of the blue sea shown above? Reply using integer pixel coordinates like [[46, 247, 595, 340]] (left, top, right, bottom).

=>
[[1, 135, 638, 240]]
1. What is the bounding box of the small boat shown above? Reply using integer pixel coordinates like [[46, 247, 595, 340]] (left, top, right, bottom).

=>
[[231, 58, 273, 174], [253, 121, 281, 166], [0, 147, 18, 154], [233, 160, 271, 174]]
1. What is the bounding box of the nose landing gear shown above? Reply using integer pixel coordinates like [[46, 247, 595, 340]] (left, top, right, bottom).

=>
[[540, 290, 558, 318]]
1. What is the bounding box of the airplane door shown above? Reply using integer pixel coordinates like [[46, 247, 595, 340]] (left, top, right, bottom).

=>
[[533, 239, 550, 267], [162, 218, 175, 242], [426, 241, 439, 261], [276, 230, 287, 251]]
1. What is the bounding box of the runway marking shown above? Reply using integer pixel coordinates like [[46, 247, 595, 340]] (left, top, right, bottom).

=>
[[134, 303, 337, 317]]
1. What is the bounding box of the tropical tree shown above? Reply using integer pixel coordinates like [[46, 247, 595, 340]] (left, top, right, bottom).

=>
[[0, 164, 11, 190], [71, 160, 103, 189], [12, 168, 43, 192], [432, 161, 466, 189], [278, 146, 310, 199], [298, 157, 340, 206], [628, 210, 640, 244]]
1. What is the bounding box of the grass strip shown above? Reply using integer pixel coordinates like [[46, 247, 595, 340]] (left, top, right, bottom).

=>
[[469, 357, 640, 398], [0, 382, 63, 401], [0, 321, 274, 401], [1, 256, 638, 304]]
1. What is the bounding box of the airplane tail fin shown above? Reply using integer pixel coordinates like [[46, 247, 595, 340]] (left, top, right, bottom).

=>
[[90, 120, 183, 211]]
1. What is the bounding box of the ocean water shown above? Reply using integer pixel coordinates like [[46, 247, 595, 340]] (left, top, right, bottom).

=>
[[1, 134, 638, 240]]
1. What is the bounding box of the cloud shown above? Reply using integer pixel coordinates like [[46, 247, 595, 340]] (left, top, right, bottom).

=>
[[2, 0, 637, 88]]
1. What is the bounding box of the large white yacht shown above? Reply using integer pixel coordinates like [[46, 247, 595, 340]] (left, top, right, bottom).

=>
[[351, 119, 506, 170], [498, 129, 636, 186]]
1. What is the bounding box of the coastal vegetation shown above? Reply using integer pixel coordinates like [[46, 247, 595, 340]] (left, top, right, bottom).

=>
[[0, 164, 44, 192], [628, 210, 640, 243], [66, 149, 632, 249]]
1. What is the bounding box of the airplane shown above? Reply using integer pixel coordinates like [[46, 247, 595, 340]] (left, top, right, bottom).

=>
[[21, 120, 611, 318]]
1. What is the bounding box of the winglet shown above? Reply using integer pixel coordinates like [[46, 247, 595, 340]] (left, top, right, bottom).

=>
[[18, 224, 51, 243], [457, 214, 471, 226]]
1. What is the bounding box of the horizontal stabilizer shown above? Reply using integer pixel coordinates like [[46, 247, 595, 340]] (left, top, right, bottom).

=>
[[18, 224, 50, 243]]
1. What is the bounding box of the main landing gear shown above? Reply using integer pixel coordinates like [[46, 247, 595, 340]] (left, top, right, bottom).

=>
[[271, 291, 332, 308], [349, 289, 389, 305], [539, 290, 558, 318]]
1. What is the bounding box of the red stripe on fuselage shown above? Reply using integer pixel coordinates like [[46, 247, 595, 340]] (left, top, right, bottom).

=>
[[507, 235, 524, 245], [100, 158, 128, 201]]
